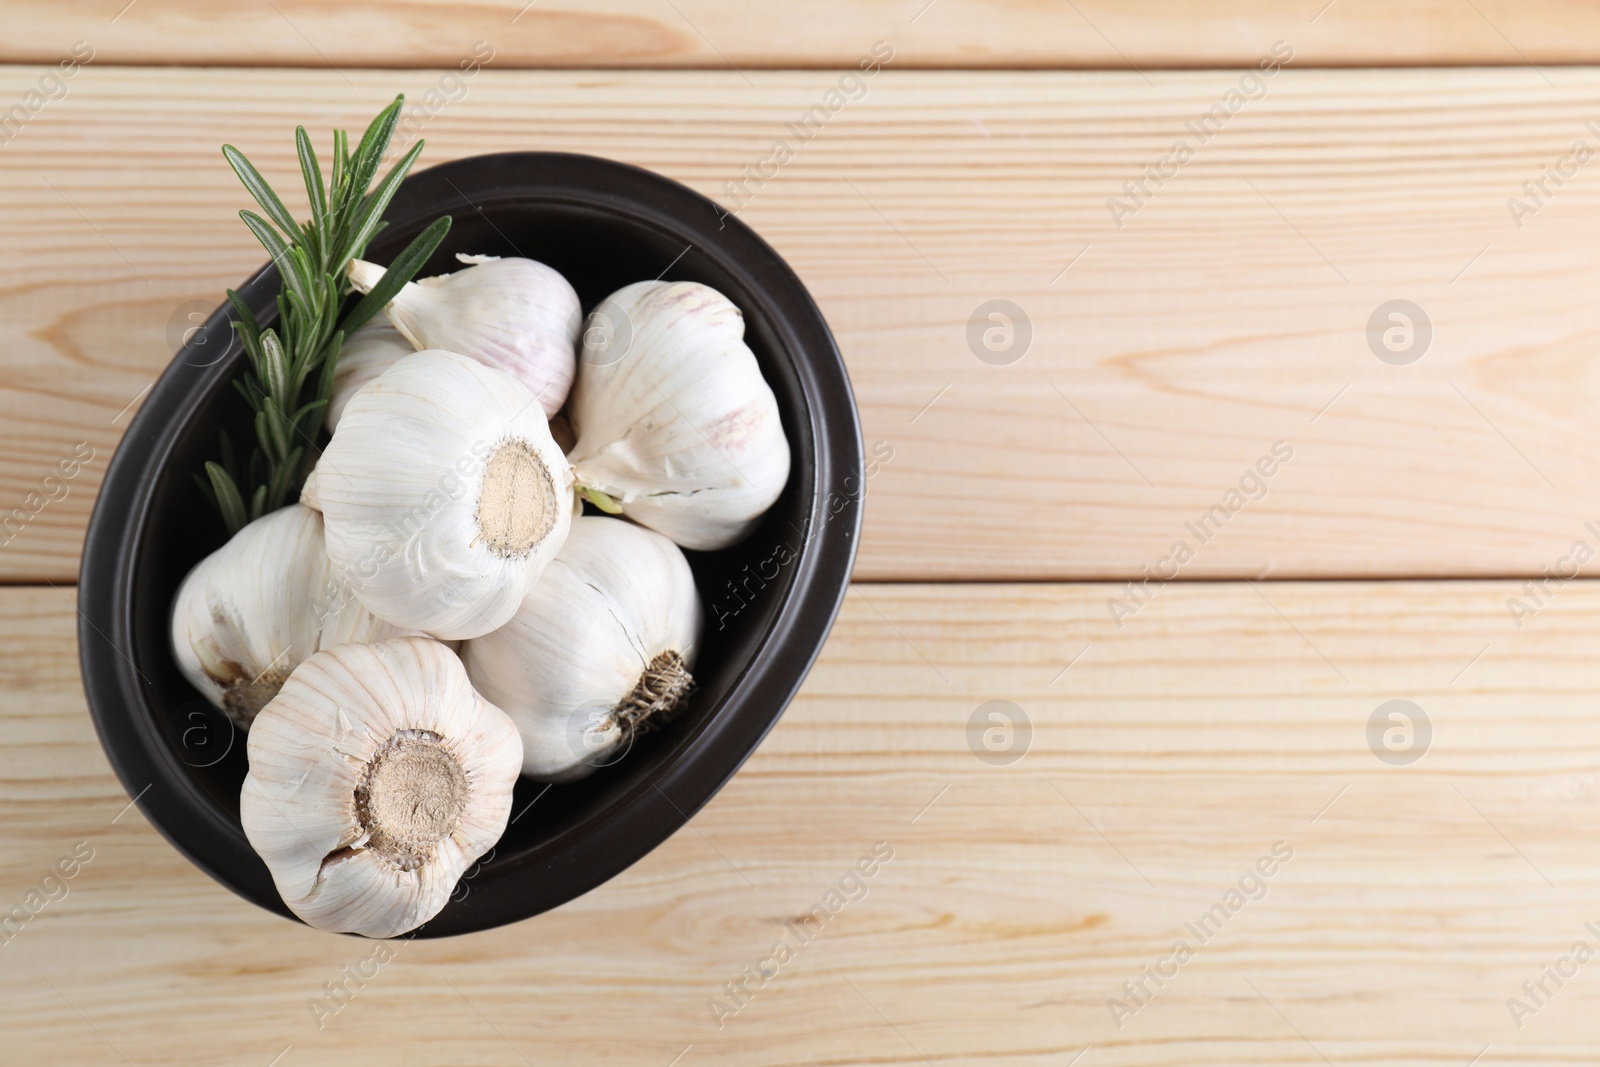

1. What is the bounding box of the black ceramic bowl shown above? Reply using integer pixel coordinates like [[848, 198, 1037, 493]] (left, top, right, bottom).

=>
[[78, 152, 861, 936]]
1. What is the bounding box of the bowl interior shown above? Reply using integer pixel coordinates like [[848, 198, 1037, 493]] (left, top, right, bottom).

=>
[[109, 156, 850, 935]]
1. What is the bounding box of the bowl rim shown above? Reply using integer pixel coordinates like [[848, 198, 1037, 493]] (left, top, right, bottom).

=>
[[77, 150, 863, 936]]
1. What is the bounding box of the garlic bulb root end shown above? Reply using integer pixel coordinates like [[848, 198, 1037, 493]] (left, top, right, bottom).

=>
[[354, 728, 470, 872], [477, 439, 559, 558], [610, 650, 695, 735], [219, 662, 293, 728]]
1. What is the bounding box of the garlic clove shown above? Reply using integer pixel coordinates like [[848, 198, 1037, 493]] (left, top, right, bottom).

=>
[[240, 637, 521, 938], [169, 503, 406, 729], [315, 349, 576, 640], [326, 319, 412, 433], [347, 253, 580, 417], [567, 281, 791, 551], [462, 515, 702, 781]]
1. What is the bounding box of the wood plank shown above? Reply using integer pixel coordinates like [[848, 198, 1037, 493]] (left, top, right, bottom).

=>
[[9, 580, 1600, 1064], [8, 67, 1600, 582], [5, 1, 1600, 69]]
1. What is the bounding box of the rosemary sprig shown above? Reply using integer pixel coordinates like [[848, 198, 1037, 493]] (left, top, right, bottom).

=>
[[197, 96, 452, 534]]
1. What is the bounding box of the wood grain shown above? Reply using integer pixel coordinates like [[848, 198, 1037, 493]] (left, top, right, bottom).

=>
[[8, 67, 1600, 582], [5, 1, 1600, 69], [10, 580, 1600, 1065]]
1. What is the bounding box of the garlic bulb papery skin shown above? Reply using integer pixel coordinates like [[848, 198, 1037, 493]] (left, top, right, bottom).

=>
[[240, 638, 521, 938], [347, 253, 580, 417], [315, 350, 575, 641], [462, 516, 702, 782], [300, 466, 323, 512], [567, 281, 791, 551], [325, 319, 412, 433], [170, 503, 407, 729]]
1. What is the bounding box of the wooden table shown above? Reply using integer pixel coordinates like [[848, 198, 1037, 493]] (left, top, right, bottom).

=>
[[5, 4, 1600, 1064]]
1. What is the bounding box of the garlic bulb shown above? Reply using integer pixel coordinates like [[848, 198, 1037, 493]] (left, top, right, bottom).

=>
[[170, 503, 406, 729], [462, 516, 702, 781], [316, 350, 576, 640], [325, 319, 412, 433], [567, 281, 790, 551], [240, 638, 521, 938], [348, 253, 579, 417]]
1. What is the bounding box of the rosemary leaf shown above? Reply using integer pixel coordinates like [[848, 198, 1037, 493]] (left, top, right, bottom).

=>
[[253, 408, 279, 467], [240, 211, 310, 309], [334, 139, 426, 269], [204, 462, 249, 534], [342, 99, 404, 227], [340, 215, 451, 337], [291, 397, 329, 430], [225, 289, 260, 340], [296, 126, 327, 235], [222, 145, 302, 239], [193, 472, 218, 512], [259, 330, 291, 406], [313, 328, 345, 401], [331, 129, 349, 202]]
